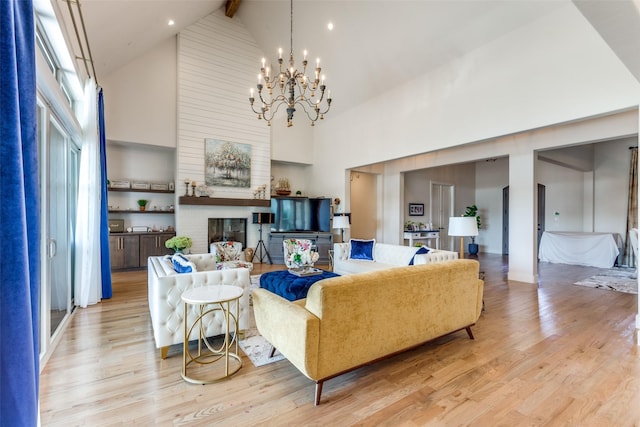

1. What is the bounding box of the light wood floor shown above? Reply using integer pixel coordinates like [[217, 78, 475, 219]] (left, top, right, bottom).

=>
[[39, 255, 640, 426]]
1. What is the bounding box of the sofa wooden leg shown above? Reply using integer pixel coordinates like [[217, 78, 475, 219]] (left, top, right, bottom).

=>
[[314, 381, 324, 406], [160, 346, 169, 359], [269, 346, 277, 358], [465, 327, 475, 340]]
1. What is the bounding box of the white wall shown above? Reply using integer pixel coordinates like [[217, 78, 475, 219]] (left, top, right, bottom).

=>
[[404, 164, 476, 221], [176, 9, 270, 253], [102, 37, 177, 148], [271, 162, 311, 196], [537, 160, 586, 232], [271, 114, 314, 164], [310, 4, 639, 201]]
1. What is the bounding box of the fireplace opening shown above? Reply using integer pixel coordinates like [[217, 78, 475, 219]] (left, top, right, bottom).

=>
[[208, 218, 247, 250]]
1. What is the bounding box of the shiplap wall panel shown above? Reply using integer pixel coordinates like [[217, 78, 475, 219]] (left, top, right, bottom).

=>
[[177, 9, 270, 253]]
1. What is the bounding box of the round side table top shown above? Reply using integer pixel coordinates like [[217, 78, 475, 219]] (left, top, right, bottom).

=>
[[181, 285, 243, 305]]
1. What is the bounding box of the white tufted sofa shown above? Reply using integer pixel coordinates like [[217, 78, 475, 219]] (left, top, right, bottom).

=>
[[333, 242, 458, 275], [147, 254, 251, 359]]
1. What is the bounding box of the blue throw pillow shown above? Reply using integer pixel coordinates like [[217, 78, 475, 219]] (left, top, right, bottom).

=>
[[409, 246, 430, 265], [350, 239, 375, 261], [172, 253, 196, 273]]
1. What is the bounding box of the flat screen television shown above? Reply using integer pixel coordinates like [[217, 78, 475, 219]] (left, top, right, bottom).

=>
[[271, 197, 331, 232]]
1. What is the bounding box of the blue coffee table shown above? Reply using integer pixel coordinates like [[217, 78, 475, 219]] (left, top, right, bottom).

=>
[[260, 269, 339, 301]]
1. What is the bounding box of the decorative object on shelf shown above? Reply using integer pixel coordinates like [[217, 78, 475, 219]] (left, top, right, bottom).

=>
[[295, 190, 302, 196], [248, 0, 332, 127], [275, 178, 291, 195], [110, 180, 130, 189], [191, 181, 196, 197], [195, 184, 208, 197], [333, 215, 350, 243], [150, 183, 169, 191], [132, 181, 150, 190], [408, 203, 424, 216], [253, 184, 267, 199], [184, 178, 190, 196], [462, 204, 482, 255], [169, 181, 174, 191], [205, 139, 251, 188], [448, 216, 478, 259], [165, 235, 193, 254], [137, 199, 148, 211]]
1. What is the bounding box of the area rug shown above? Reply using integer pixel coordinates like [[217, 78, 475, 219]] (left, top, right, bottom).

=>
[[573, 267, 638, 294], [238, 276, 286, 367]]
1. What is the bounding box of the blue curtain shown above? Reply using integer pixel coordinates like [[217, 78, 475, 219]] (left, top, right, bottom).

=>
[[0, 0, 40, 425], [98, 89, 112, 298]]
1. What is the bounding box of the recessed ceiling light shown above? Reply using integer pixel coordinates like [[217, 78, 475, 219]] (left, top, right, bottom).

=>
[[168, 19, 175, 26], [327, 22, 334, 31]]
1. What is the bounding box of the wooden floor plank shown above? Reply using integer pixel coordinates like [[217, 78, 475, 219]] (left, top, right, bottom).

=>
[[39, 255, 640, 425]]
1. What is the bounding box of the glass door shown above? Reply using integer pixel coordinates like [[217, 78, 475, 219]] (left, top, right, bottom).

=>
[[47, 118, 72, 336]]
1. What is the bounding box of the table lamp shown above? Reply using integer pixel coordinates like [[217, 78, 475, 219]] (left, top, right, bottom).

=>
[[448, 216, 478, 259], [333, 215, 350, 243]]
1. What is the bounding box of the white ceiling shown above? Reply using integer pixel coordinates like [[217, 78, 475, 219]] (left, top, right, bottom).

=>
[[55, 0, 639, 116]]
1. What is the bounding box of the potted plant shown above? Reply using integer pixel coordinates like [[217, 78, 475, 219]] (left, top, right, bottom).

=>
[[463, 204, 481, 255], [165, 236, 193, 254], [137, 199, 148, 211]]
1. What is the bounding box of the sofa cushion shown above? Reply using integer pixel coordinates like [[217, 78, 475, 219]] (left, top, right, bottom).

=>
[[172, 253, 197, 273], [350, 239, 375, 261], [409, 246, 430, 265]]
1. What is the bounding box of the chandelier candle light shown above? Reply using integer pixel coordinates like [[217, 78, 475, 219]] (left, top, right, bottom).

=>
[[249, 0, 332, 127]]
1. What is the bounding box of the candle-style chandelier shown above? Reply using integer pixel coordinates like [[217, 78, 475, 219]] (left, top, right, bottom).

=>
[[249, 0, 332, 127]]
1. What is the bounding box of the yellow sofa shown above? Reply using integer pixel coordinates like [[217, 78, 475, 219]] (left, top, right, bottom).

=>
[[252, 259, 484, 405]]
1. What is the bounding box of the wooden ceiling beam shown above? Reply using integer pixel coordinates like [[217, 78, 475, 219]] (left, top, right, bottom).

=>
[[225, 0, 241, 18]]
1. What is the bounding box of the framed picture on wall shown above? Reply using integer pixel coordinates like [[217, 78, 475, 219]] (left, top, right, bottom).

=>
[[409, 203, 424, 216]]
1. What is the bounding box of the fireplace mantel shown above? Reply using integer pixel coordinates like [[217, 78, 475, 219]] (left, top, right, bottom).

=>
[[179, 196, 270, 207]]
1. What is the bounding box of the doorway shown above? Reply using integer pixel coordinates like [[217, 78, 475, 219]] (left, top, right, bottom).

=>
[[502, 183, 546, 255], [430, 182, 454, 251], [350, 171, 378, 240]]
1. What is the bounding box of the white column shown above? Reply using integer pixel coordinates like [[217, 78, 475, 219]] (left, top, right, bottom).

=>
[[507, 149, 538, 284], [382, 171, 403, 245]]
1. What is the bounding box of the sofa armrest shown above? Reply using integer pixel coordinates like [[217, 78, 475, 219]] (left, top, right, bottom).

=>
[[252, 289, 321, 380], [333, 243, 350, 261]]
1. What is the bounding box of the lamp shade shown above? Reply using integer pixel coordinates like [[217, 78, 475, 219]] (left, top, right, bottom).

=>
[[333, 215, 350, 229], [448, 216, 478, 237]]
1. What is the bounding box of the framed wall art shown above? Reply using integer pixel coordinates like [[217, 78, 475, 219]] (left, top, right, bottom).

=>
[[408, 203, 424, 216], [205, 139, 251, 188]]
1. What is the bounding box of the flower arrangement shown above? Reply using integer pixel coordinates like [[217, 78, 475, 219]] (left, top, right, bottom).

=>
[[165, 236, 193, 253], [284, 239, 319, 269]]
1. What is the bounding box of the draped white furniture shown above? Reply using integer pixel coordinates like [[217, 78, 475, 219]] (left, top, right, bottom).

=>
[[538, 232, 621, 268]]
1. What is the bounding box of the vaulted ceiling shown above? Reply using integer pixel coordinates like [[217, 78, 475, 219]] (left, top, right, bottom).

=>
[[54, 0, 639, 116]]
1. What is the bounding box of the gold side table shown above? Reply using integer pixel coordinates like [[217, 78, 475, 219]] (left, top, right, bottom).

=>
[[181, 285, 243, 384]]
